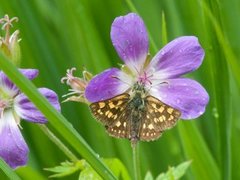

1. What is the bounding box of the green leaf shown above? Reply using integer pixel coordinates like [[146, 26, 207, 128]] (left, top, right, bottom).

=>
[[156, 161, 192, 180], [79, 164, 100, 180], [45, 161, 85, 178], [161, 11, 168, 46], [45, 158, 130, 179], [0, 158, 21, 180], [79, 158, 131, 180], [144, 171, 154, 180]]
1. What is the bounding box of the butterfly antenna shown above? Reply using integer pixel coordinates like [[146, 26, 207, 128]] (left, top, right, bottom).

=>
[[111, 75, 131, 86]]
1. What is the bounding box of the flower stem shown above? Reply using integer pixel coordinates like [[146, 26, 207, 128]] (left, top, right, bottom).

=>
[[39, 124, 78, 162], [132, 143, 141, 180], [125, 0, 158, 53]]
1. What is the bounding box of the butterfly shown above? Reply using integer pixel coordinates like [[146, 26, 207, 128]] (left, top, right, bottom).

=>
[[89, 82, 181, 146]]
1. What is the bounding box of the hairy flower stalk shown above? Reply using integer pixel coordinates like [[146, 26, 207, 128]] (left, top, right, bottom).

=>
[[0, 69, 60, 168]]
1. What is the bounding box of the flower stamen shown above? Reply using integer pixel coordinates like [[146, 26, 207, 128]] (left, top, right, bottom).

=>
[[61, 67, 92, 103], [139, 71, 152, 86]]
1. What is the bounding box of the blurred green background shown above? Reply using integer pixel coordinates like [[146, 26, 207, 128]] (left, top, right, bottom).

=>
[[0, 0, 240, 179]]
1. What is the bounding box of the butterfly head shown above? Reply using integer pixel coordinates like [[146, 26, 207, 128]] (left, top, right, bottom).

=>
[[132, 81, 146, 93]]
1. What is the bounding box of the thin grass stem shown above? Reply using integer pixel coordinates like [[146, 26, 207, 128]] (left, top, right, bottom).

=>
[[39, 124, 78, 162]]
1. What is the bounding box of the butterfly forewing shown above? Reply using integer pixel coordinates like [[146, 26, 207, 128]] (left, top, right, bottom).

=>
[[90, 93, 130, 127]]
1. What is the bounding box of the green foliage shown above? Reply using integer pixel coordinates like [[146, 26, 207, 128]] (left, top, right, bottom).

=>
[[0, 158, 21, 180], [15, 166, 45, 180], [45, 159, 130, 180], [45, 161, 83, 178], [80, 158, 131, 180], [0, 0, 239, 179], [144, 171, 154, 180], [156, 161, 191, 180], [143, 161, 191, 180]]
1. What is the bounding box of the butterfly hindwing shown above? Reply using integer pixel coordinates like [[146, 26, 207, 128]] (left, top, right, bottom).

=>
[[106, 106, 132, 139], [90, 93, 130, 126], [139, 111, 163, 141], [145, 96, 181, 131]]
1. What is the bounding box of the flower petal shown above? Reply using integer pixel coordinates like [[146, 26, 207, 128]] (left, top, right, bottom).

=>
[[14, 88, 60, 123], [85, 68, 131, 102], [111, 13, 149, 72], [0, 110, 29, 169], [150, 78, 209, 119], [19, 69, 39, 80], [148, 36, 204, 78], [0, 69, 39, 94]]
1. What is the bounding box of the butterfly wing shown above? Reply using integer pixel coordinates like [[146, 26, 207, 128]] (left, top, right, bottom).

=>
[[139, 118, 163, 141], [106, 106, 132, 139], [90, 93, 130, 128], [90, 93, 181, 143], [139, 96, 181, 141]]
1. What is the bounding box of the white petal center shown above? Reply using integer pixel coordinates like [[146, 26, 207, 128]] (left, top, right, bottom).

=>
[[0, 110, 18, 134]]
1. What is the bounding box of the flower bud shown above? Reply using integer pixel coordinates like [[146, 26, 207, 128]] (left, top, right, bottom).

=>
[[0, 15, 21, 65]]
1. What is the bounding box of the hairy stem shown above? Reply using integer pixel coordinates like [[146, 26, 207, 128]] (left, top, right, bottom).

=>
[[132, 143, 141, 180], [39, 124, 78, 162]]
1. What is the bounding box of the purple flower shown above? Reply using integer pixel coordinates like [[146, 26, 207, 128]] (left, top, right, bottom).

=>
[[0, 69, 60, 169], [85, 13, 209, 119]]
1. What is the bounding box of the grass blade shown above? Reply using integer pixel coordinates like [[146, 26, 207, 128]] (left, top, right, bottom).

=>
[[0, 158, 21, 180]]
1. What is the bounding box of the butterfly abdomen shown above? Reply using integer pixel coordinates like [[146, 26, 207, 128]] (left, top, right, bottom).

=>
[[129, 92, 146, 144]]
